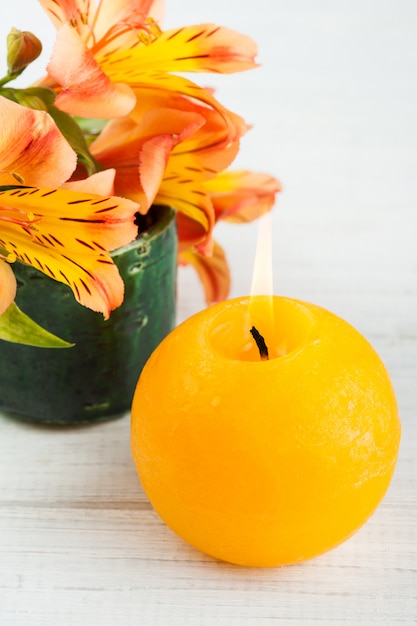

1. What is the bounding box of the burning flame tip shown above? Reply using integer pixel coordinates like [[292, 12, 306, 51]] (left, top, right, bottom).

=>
[[250, 211, 273, 298]]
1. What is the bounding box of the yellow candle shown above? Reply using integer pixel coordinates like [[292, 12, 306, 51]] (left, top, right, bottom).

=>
[[131, 296, 401, 567]]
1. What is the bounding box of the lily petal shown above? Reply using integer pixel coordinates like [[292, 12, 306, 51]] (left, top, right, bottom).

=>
[[0, 260, 17, 315], [128, 77, 249, 143], [100, 23, 258, 77], [0, 96, 77, 188], [179, 240, 230, 304], [89, 94, 244, 249], [99, 82, 246, 183], [138, 135, 181, 208], [48, 24, 136, 118], [63, 169, 117, 195], [155, 180, 215, 250], [203, 170, 282, 223], [90, 107, 206, 208], [0, 186, 138, 318], [38, 0, 91, 31]]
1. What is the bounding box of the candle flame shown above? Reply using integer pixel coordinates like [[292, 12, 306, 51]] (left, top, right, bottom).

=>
[[250, 211, 273, 299], [248, 211, 276, 356]]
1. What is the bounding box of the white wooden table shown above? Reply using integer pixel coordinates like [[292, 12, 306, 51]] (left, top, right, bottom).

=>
[[1, 1, 416, 623]]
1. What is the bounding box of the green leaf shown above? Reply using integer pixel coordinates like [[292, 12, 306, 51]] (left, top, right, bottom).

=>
[[1, 86, 56, 110], [0, 303, 74, 348], [73, 116, 108, 142], [47, 105, 101, 175], [16, 86, 56, 110], [0, 87, 20, 102]]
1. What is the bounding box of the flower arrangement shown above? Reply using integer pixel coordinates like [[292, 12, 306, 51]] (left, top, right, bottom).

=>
[[0, 0, 280, 347]]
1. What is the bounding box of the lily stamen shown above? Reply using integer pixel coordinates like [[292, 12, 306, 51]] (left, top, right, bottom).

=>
[[0, 170, 25, 184], [0, 206, 41, 232], [0, 250, 17, 263], [93, 19, 161, 56]]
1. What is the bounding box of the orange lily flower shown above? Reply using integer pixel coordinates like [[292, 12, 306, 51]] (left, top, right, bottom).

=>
[[89, 80, 248, 251], [0, 96, 138, 318], [179, 171, 282, 304], [89, 105, 216, 250], [32, 1, 278, 308], [38, 0, 258, 118]]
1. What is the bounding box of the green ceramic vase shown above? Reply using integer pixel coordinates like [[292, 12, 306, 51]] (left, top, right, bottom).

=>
[[0, 206, 177, 425]]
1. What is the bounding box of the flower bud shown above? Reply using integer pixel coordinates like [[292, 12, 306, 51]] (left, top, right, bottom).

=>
[[7, 28, 42, 75]]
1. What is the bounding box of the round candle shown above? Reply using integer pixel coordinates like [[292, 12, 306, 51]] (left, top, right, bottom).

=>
[[131, 296, 401, 567]]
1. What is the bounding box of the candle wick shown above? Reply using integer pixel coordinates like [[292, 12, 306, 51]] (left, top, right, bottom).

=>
[[250, 326, 269, 361]]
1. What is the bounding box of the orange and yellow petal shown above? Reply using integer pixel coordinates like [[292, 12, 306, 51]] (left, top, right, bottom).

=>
[[167, 135, 241, 185], [0, 186, 138, 318], [90, 105, 205, 158], [129, 82, 248, 187], [90, 107, 207, 208], [93, 84, 245, 187], [179, 240, 230, 304], [129, 75, 249, 142], [0, 96, 77, 188], [100, 23, 258, 78], [155, 180, 215, 250], [48, 24, 136, 118], [203, 171, 282, 223], [0, 260, 17, 315], [39, 0, 91, 32], [63, 169, 116, 195]]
